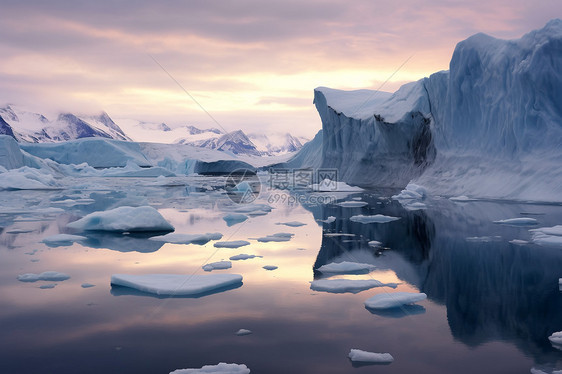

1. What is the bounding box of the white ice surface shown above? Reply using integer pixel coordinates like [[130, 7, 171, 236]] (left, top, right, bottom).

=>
[[67, 206, 174, 232], [364, 292, 427, 309], [111, 274, 243, 296], [17, 271, 70, 282]]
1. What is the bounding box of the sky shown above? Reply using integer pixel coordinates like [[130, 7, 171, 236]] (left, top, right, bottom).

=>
[[0, 0, 560, 138]]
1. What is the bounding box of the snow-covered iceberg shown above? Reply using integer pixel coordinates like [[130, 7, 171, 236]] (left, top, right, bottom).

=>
[[67, 206, 174, 232]]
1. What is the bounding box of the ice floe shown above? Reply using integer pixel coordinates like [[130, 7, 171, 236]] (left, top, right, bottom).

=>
[[392, 183, 427, 200], [549, 331, 562, 346], [254, 232, 294, 242], [39, 283, 57, 289], [310, 279, 397, 294], [214, 240, 250, 248], [317, 216, 336, 224], [276, 221, 306, 227], [465, 236, 502, 242], [364, 292, 427, 309], [223, 214, 248, 227], [0, 166, 61, 191], [67, 206, 174, 232], [229, 254, 262, 261], [493, 218, 538, 226], [263, 265, 278, 271], [111, 273, 243, 296], [509, 239, 529, 245], [17, 271, 70, 282], [316, 261, 376, 274], [235, 329, 252, 336], [311, 179, 364, 192], [348, 349, 394, 364], [202, 261, 232, 272], [81, 283, 96, 288], [337, 201, 368, 208], [530, 225, 562, 248], [170, 362, 250, 374], [350, 214, 400, 224], [150, 232, 223, 245], [368, 240, 382, 247]]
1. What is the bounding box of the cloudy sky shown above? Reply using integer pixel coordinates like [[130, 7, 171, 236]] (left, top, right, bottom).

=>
[[0, 1, 559, 138]]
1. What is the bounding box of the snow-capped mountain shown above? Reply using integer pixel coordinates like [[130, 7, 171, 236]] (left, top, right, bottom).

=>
[[248, 133, 306, 155], [182, 130, 262, 156], [0, 105, 131, 143]]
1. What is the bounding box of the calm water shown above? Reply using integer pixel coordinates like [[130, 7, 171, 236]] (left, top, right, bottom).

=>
[[1, 176, 562, 374]]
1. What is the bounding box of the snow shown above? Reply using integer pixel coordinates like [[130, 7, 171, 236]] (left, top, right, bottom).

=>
[[530, 226, 562, 248], [263, 265, 278, 271], [229, 254, 262, 261], [348, 349, 394, 364], [350, 215, 400, 224], [316, 261, 376, 274], [223, 214, 248, 227], [214, 240, 250, 248], [364, 292, 427, 309], [67, 206, 174, 232], [41, 234, 87, 245], [493, 218, 538, 226], [310, 279, 397, 293], [111, 274, 243, 296], [318, 216, 336, 223], [235, 329, 252, 336], [150, 232, 223, 245], [17, 271, 71, 282], [276, 221, 306, 227], [254, 232, 294, 242], [169, 363, 250, 374], [202, 261, 232, 272], [337, 201, 368, 208]]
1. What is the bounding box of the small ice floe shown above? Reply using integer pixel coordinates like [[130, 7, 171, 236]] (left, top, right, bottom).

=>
[[170, 362, 250, 374], [263, 265, 278, 271], [233, 203, 272, 216], [39, 283, 57, 289], [317, 216, 336, 224], [403, 202, 427, 211], [6, 228, 34, 234], [111, 274, 243, 296], [493, 218, 538, 226], [214, 240, 250, 248], [254, 233, 294, 242], [350, 215, 400, 224], [17, 271, 70, 282], [229, 254, 262, 261], [368, 240, 382, 247], [392, 183, 426, 201], [202, 261, 232, 272], [316, 261, 376, 275], [235, 329, 252, 336], [310, 279, 397, 294], [276, 221, 306, 227], [549, 331, 562, 345], [311, 179, 364, 192], [450, 195, 477, 202], [81, 283, 96, 288], [337, 201, 368, 208], [323, 233, 355, 237], [67, 206, 174, 232], [0, 167, 61, 191], [465, 236, 502, 242], [348, 349, 394, 364], [41, 234, 87, 246], [364, 292, 427, 310], [530, 225, 562, 248], [509, 239, 529, 245], [531, 367, 562, 374], [150, 232, 223, 245], [223, 214, 248, 227]]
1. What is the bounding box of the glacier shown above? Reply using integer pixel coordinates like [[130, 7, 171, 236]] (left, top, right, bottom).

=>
[[286, 19, 562, 202]]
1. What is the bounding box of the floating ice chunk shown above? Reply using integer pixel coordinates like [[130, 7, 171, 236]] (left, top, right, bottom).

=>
[[223, 214, 248, 227], [549, 331, 562, 346], [450, 195, 477, 202], [337, 201, 368, 208], [350, 214, 400, 224], [530, 225, 562, 248], [392, 183, 427, 200], [67, 206, 174, 232], [41, 234, 87, 245], [323, 233, 355, 237], [6, 228, 34, 234], [531, 367, 562, 374], [263, 265, 278, 271], [254, 232, 294, 242], [403, 202, 427, 210], [214, 240, 250, 248], [311, 179, 364, 192], [310, 279, 397, 294], [466, 236, 502, 242], [229, 254, 262, 261], [509, 239, 529, 245], [493, 218, 538, 226], [317, 261, 376, 274], [276, 221, 306, 227], [111, 273, 243, 296], [202, 261, 232, 272], [39, 283, 57, 289], [318, 216, 336, 223], [0, 167, 61, 191], [364, 292, 427, 309], [233, 203, 272, 216], [368, 240, 382, 247], [81, 283, 96, 288], [236, 329, 252, 336], [170, 362, 250, 374], [150, 232, 223, 245], [348, 349, 394, 364], [17, 271, 70, 282]]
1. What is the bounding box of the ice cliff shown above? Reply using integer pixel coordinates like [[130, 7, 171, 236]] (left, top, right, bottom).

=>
[[291, 19, 562, 201]]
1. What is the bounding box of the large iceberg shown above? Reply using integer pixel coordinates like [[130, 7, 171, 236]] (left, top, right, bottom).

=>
[[287, 20, 562, 202]]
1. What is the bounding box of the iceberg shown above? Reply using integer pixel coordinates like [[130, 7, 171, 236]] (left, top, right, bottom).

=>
[[202, 261, 232, 272], [17, 271, 70, 282], [316, 261, 376, 274], [364, 292, 427, 309], [67, 206, 174, 232], [350, 214, 400, 224], [310, 279, 397, 294], [348, 349, 394, 364], [111, 274, 243, 296], [170, 363, 250, 374]]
